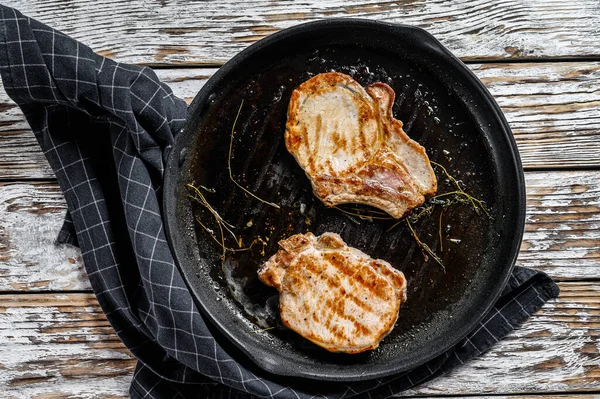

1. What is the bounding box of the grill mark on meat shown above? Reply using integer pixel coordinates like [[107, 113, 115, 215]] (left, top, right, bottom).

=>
[[299, 256, 376, 316], [343, 287, 374, 314], [315, 114, 323, 136], [357, 102, 374, 155], [330, 130, 345, 155], [324, 296, 372, 339], [297, 256, 329, 321], [323, 253, 389, 301]]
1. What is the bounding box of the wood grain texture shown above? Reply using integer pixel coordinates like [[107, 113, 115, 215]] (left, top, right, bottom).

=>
[[0, 182, 89, 291], [440, 397, 600, 399], [520, 171, 600, 279], [406, 283, 600, 396], [0, 284, 597, 397], [0, 294, 133, 398], [1, 62, 599, 179], [3, 0, 600, 65], [0, 170, 598, 291], [0, 2, 597, 396], [471, 62, 600, 169]]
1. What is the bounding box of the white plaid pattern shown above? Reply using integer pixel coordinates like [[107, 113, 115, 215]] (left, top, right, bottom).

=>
[[0, 6, 559, 399]]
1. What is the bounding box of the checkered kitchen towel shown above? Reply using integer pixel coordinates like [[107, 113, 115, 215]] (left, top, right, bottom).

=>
[[0, 6, 559, 399]]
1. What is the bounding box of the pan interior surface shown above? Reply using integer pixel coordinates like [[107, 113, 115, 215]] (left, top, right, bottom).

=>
[[165, 21, 524, 381]]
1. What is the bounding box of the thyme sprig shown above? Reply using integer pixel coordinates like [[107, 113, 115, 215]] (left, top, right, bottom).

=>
[[406, 219, 445, 272], [186, 184, 267, 266], [430, 161, 489, 216], [375, 162, 490, 272], [333, 205, 394, 221]]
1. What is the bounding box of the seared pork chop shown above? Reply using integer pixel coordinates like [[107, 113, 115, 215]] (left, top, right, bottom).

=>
[[285, 72, 437, 218], [258, 232, 407, 353]]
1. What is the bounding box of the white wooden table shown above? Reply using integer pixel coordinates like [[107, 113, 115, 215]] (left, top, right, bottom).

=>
[[1, 1, 599, 397]]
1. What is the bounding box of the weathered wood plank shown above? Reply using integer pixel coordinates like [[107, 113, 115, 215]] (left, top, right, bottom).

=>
[[1, 62, 599, 179], [0, 130, 55, 180], [4, 0, 600, 65], [0, 182, 89, 291], [471, 62, 600, 169], [0, 294, 133, 398], [0, 284, 597, 397], [440, 397, 600, 399], [406, 282, 600, 396], [0, 170, 598, 291], [520, 171, 600, 278]]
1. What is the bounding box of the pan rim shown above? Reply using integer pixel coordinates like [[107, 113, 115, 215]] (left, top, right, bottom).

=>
[[163, 18, 526, 381]]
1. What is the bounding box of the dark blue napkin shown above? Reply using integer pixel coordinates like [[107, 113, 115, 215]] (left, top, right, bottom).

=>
[[0, 6, 559, 398]]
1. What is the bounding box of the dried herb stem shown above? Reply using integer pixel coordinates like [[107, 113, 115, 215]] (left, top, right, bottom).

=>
[[216, 220, 226, 262], [386, 220, 402, 232], [411, 205, 434, 222], [195, 216, 266, 254], [187, 184, 268, 270], [229, 100, 280, 209], [333, 205, 393, 221], [187, 184, 238, 243], [195, 217, 224, 252], [431, 161, 489, 216], [406, 219, 445, 273], [378, 162, 490, 271], [345, 207, 389, 216], [343, 214, 362, 225]]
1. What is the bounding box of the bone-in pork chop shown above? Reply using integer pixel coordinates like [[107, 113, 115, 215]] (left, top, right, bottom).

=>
[[258, 232, 407, 353], [285, 72, 437, 218]]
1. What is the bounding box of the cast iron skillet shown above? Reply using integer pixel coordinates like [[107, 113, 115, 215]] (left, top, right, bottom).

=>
[[163, 19, 525, 381]]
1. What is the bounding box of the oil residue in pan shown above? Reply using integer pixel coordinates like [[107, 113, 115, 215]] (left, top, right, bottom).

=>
[[187, 46, 495, 359]]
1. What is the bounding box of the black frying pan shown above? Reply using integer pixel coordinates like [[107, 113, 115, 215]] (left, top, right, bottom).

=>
[[163, 19, 525, 381]]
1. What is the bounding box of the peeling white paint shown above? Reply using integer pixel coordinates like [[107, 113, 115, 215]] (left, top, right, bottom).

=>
[[0, 296, 135, 397], [0, 1, 598, 397], [2, 376, 132, 399], [0, 184, 90, 291], [4, 0, 600, 64], [407, 285, 600, 395], [0, 286, 597, 396]]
